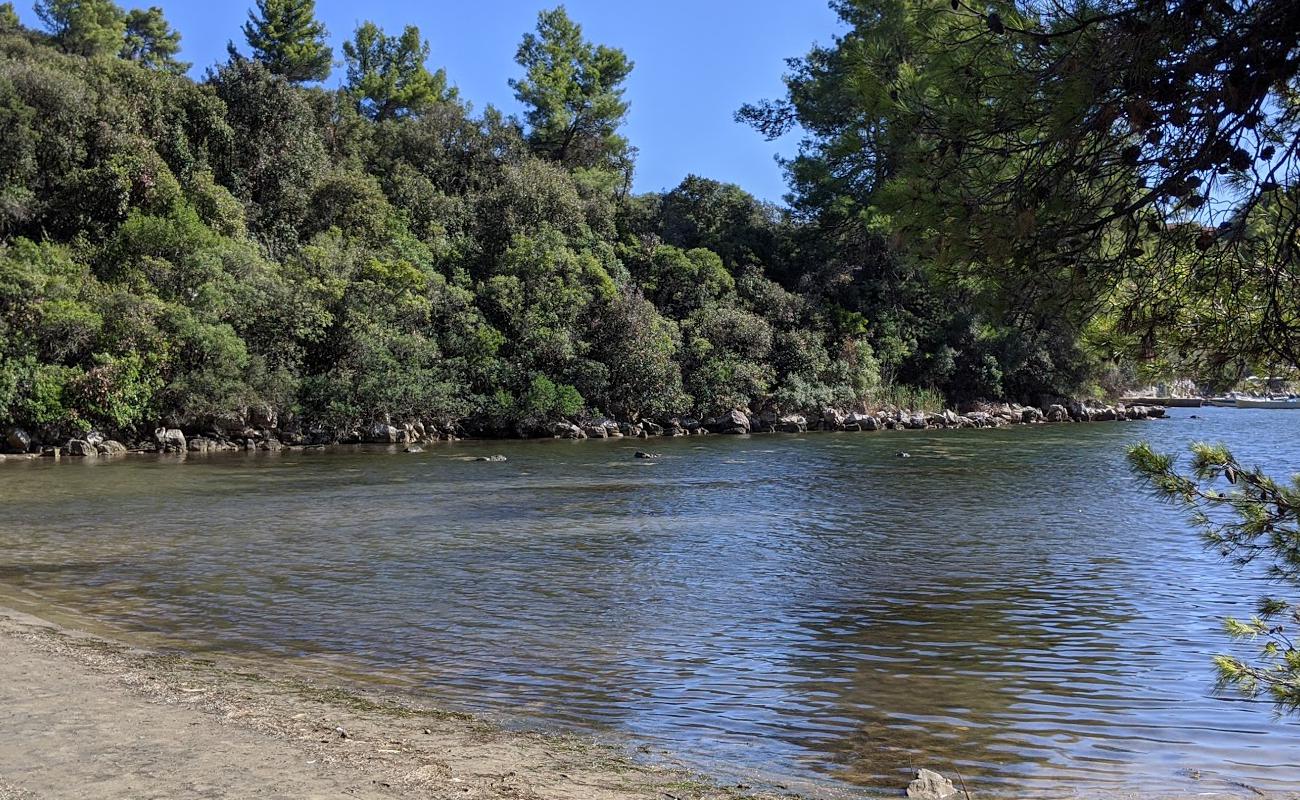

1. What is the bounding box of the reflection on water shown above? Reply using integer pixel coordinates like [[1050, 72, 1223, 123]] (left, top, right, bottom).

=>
[[2, 407, 1299, 797]]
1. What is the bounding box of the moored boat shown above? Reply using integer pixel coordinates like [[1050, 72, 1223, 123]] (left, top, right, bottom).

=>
[[1235, 396, 1300, 409]]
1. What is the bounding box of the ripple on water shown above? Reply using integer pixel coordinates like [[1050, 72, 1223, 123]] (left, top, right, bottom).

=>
[[1, 408, 1299, 798]]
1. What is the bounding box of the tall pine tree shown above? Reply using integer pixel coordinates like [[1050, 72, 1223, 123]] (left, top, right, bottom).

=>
[[241, 0, 331, 83]]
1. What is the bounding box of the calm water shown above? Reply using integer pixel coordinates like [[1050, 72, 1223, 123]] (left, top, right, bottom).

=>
[[2, 407, 1299, 798]]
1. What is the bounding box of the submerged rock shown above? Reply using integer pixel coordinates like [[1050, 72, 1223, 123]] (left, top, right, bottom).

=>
[[634, 451, 658, 459], [404, 445, 424, 453], [907, 768, 961, 800], [474, 455, 508, 462]]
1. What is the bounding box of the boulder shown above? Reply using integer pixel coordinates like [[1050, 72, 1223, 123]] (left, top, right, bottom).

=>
[[154, 427, 186, 452], [941, 409, 961, 426], [634, 451, 658, 459], [1022, 407, 1045, 424], [65, 439, 96, 457], [709, 409, 751, 435], [777, 414, 807, 433], [618, 422, 643, 438], [553, 422, 586, 439], [366, 423, 399, 444], [906, 768, 960, 800], [822, 408, 845, 430], [1147, 405, 1167, 418], [1045, 404, 1069, 423], [642, 420, 665, 436], [582, 424, 608, 439], [187, 437, 213, 453], [1094, 405, 1118, 421], [4, 426, 31, 453], [96, 440, 127, 456], [906, 414, 927, 430], [261, 437, 283, 451]]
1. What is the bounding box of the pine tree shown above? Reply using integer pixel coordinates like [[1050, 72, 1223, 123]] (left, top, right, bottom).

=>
[[241, 0, 331, 83], [34, 0, 126, 57], [122, 6, 188, 73]]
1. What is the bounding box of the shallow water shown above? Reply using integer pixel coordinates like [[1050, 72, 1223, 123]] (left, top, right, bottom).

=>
[[2, 407, 1299, 797]]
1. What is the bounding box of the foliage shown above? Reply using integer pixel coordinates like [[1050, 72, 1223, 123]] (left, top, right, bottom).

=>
[[122, 6, 187, 73], [35, 0, 125, 57], [240, 0, 331, 83], [1130, 442, 1300, 713], [342, 22, 455, 121], [510, 6, 634, 190]]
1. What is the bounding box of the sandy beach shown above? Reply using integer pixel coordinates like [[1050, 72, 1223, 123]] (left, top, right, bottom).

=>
[[0, 607, 789, 800]]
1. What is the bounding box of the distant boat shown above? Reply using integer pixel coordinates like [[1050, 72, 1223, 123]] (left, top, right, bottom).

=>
[[1205, 396, 1238, 407], [1235, 396, 1300, 409]]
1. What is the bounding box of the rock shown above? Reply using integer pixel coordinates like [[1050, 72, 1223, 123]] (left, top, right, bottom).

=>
[[474, 455, 508, 462], [708, 409, 751, 435], [1147, 406, 1167, 418], [1045, 404, 1069, 423], [65, 439, 96, 457], [404, 445, 424, 453], [261, 438, 283, 452], [154, 427, 186, 452], [634, 451, 659, 459], [366, 423, 398, 444], [618, 422, 643, 438], [96, 440, 127, 456], [84, 430, 104, 447], [777, 414, 807, 433], [907, 768, 960, 800], [553, 422, 586, 439], [822, 407, 846, 430], [941, 409, 961, 426], [1022, 407, 1045, 424], [906, 414, 927, 430], [582, 424, 608, 439], [642, 420, 665, 436], [856, 413, 881, 432], [4, 426, 31, 453], [248, 404, 278, 429], [897, 451, 911, 459], [187, 437, 212, 453]]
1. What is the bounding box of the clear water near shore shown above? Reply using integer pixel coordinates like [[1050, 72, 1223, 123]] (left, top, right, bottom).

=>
[[2, 406, 1299, 798]]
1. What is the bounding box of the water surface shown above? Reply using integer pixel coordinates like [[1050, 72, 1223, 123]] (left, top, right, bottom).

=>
[[2, 407, 1298, 797]]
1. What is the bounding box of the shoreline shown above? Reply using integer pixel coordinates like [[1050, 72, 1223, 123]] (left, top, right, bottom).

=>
[[1, 399, 1170, 465], [0, 603, 817, 800], [0, 601, 1290, 800]]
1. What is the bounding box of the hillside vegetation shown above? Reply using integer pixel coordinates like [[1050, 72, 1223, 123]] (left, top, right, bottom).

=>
[[1, 0, 1294, 443]]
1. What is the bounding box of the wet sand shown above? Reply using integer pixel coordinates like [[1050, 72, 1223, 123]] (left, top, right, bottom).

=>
[[0, 606, 787, 800]]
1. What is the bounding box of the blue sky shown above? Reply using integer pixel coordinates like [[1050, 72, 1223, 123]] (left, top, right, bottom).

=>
[[15, 1, 844, 204]]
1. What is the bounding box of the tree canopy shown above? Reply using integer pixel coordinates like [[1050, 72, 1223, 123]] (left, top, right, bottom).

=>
[[342, 22, 454, 121], [510, 6, 635, 190], [240, 0, 330, 83]]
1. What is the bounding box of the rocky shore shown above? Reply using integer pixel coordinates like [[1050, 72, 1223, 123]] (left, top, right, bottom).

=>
[[0, 399, 1166, 462]]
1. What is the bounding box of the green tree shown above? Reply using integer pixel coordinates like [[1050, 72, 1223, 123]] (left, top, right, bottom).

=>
[[509, 6, 634, 186], [121, 6, 187, 73], [34, 0, 126, 57], [0, 3, 21, 33], [240, 0, 331, 83], [342, 22, 454, 121], [1130, 442, 1300, 712]]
